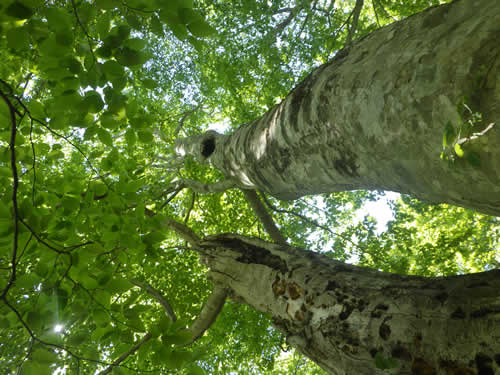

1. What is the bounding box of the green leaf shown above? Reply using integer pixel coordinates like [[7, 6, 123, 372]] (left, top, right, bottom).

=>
[[102, 60, 125, 79], [165, 349, 192, 370], [26, 311, 42, 331], [45, 7, 72, 31], [93, 308, 110, 327], [187, 20, 216, 37], [150, 16, 164, 36], [83, 91, 105, 113], [124, 38, 147, 51], [6, 27, 30, 50], [115, 47, 142, 67], [137, 129, 154, 143], [187, 365, 207, 375], [32, 347, 58, 364], [100, 112, 121, 129], [125, 129, 136, 146], [179, 8, 203, 24], [454, 143, 464, 158], [163, 330, 193, 346], [107, 277, 132, 294], [168, 23, 189, 40], [126, 14, 142, 29], [95, 0, 118, 10], [20, 360, 51, 375], [6, 1, 34, 20], [96, 127, 113, 146]]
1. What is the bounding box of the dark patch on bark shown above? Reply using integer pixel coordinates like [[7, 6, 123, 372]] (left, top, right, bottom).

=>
[[371, 303, 389, 318], [287, 79, 311, 132], [435, 291, 448, 303], [495, 354, 500, 366], [339, 304, 354, 320], [335, 291, 347, 303], [412, 358, 436, 375], [357, 299, 366, 312], [392, 344, 412, 362], [272, 278, 287, 297], [379, 317, 391, 340], [370, 348, 378, 358], [475, 353, 494, 375], [213, 237, 288, 273], [333, 153, 359, 177], [439, 360, 475, 375], [471, 307, 500, 319], [466, 281, 490, 288], [451, 307, 466, 319], [288, 282, 303, 300], [275, 148, 291, 173], [325, 280, 338, 292]]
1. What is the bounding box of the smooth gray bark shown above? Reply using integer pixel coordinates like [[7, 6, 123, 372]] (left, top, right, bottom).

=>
[[176, 0, 500, 216], [197, 233, 500, 375], [174, 0, 500, 373]]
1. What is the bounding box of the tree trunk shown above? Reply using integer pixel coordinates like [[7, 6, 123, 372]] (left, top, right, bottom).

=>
[[197, 233, 500, 375], [176, 0, 500, 216]]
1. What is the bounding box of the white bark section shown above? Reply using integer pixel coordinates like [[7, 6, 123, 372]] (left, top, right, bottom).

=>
[[177, 0, 500, 216], [197, 233, 500, 375]]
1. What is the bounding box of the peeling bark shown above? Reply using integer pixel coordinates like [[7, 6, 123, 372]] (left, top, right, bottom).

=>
[[196, 233, 500, 375], [176, 0, 500, 216]]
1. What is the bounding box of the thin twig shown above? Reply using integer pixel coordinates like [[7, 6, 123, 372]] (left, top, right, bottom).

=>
[[0, 86, 20, 299]]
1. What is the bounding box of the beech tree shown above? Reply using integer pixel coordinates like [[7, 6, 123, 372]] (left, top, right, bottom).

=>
[[0, 0, 499, 374]]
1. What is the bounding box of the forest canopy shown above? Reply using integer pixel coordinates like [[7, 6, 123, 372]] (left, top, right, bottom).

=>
[[0, 0, 499, 374]]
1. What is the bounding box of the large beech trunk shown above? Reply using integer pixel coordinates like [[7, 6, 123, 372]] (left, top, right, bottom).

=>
[[197, 233, 500, 375], [176, 0, 500, 216], [174, 0, 500, 373]]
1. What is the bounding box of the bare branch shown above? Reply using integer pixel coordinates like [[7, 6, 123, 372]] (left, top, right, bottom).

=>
[[174, 104, 202, 135], [129, 279, 177, 321], [242, 190, 287, 245], [346, 0, 364, 44], [175, 178, 236, 194], [165, 218, 202, 246], [184, 191, 196, 225], [97, 332, 153, 375], [260, 193, 362, 251], [188, 285, 228, 343]]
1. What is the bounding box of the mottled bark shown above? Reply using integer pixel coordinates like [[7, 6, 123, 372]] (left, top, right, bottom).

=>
[[176, 0, 500, 216], [196, 233, 500, 375]]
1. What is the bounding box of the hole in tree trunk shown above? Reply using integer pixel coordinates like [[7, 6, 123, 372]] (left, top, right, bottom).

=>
[[201, 137, 215, 158]]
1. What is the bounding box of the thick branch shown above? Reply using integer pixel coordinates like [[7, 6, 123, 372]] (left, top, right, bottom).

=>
[[129, 279, 177, 321], [346, 0, 364, 44], [165, 218, 202, 246], [188, 285, 228, 343], [242, 189, 287, 245]]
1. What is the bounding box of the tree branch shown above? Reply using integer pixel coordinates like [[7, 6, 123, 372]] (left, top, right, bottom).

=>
[[242, 190, 287, 245], [129, 279, 177, 321], [97, 332, 153, 375], [346, 0, 364, 44], [175, 178, 236, 195], [165, 218, 202, 246], [188, 285, 228, 343]]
